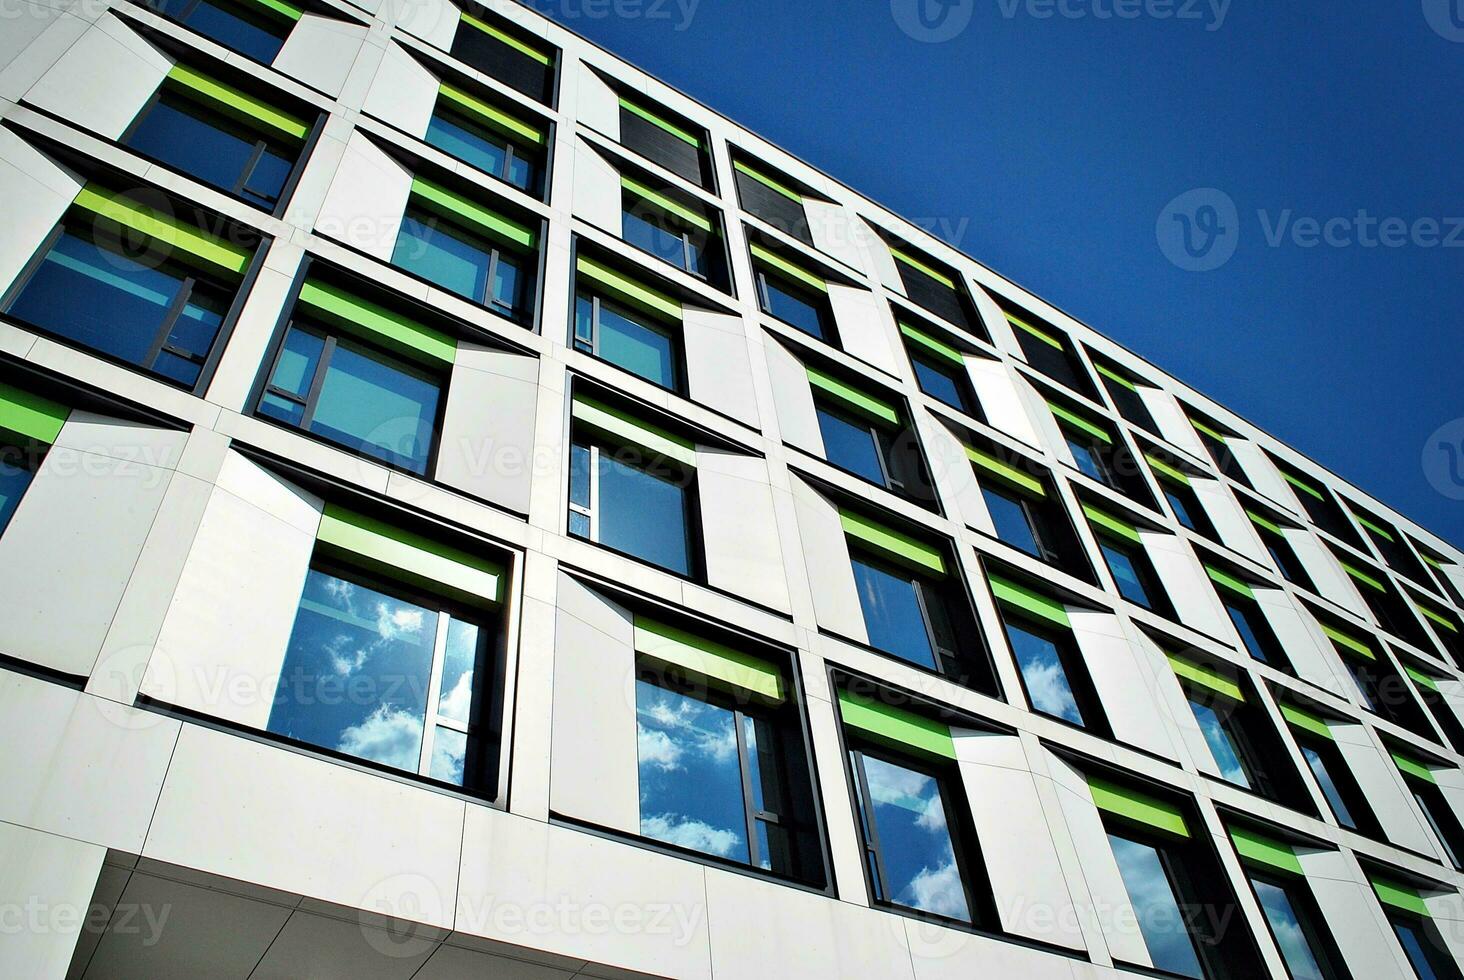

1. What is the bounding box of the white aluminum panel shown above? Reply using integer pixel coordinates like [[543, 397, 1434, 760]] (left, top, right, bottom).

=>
[[314, 130, 414, 261], [697, 450, 790, 613], [683, 306, 759, 427], [362, 42, 441, 139], [436, 345, 540, 515], [24, 14, 172, 140], [273, 14, 370, 98]]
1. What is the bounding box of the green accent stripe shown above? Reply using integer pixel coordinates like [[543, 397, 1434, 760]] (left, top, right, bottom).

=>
[[840, 510, 945, 576], [1006, 312, 1064, 351], [245, 0, 301, 22], [900, 322, 965, 367], [438, 83, 543, 145], [1320, 621, 1376, 661], [890, 247, 956, 289], [967, 446, 1045, 497], [1419, 603, 1460, 634], [1281, 703, 1332, 740], [618, 97, 700, 147], [1230, 827, 1302, 875], [459, 12, 552, 65], [316, 505, 502, 607], [571, 396, 696, 468], [577, 255, 681, 322], [1407, 665, 1441, 692], [1423, 554, 1445, 571], [1190, 417, 1229, 443], [837, 690, 955, 761], [1247, 510, 1285, 536], [0, 382, 69, 445], [1049, 402, 1112, 445], [73, 185, 250, 277], [750, 242, 827, 293], [1207, 564, 1255, 599], [1096, 362, 1139, 392], [990, 575, 1070, 629], [297, 281, 456, 367], [1146, 453, 1191, 487], [734, 160, 802, 202], [167, 64, 308, 141], [410, 178, 536, 249], [1282, 470, 1325, 502], [1393, 752, 1437, 784], [1354, 513, 1396, 542], [1372, 878, 1431, 918], [807, 366, 899, 427], [634, 617, 783, 702], [1343, 561, 1388, 593], [1169, 653, 1245, 702], [621, 174, 712, 232], [1084, 503, 1142, 545], [1089, 778, 1189, 838]]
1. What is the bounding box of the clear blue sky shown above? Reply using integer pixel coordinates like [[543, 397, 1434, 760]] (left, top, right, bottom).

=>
[[537, 0, 1464, 548]]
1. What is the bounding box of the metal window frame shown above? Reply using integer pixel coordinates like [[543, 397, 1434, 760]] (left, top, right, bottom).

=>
[[427, 104, 540, 195], [573, 292, 683, 394]]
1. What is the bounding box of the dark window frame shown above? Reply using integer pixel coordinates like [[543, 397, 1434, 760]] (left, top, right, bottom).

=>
[[754, 266, 835, 343], [393, 205, 529, 321], [1094, 531, 1175, 619], [425, 102, 542, 196], [1242, 867, 1353, 980], [1386, 906, 1464, 980], [1000, 611, 1111, 738], [621, 193, 717, 282], [143, 0, 294, 64], [908, 348, 979, 417], [1293, 732, 1382, 837], [572, 290, 683, 394]]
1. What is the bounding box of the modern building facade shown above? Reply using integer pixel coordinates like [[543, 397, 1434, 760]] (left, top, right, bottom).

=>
[[1, 1, 1463, 977]]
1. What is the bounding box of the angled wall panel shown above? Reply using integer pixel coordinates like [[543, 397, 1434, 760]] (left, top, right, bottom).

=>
[[436, 345, 540, 515], [683, 307, 759, 427], [789, 475, 865, 644], [273, 14, 370, 99], [697, 450, 789, 613], [314, 131, 414, 261], [23, 14, 172, 140], [361, 41, 440, 139], [828, 284, 899, 376]]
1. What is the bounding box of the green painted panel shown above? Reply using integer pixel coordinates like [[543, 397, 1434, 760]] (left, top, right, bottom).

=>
[[1247, 509, 1285, 536], [1422, 553, 1445, 571], [1006, 312, 1064, 351], [634, 616, 783, 702], [245, 0, 301, 21], [438, 83, 543, 145], [899, 322, 964, 366], [890, 247, 956, 289], [459, 13, 552, 65], [621, 174, 713, 232], [1230, 827, 1303, 875], [837, 689, 955, 761], [989, 575, 1070, 629], [1354, 513, 1396, 542], [1048, 402, 1112, 445], [1372, 878, 1431, 918], [1190, 416, 1229, 443], [1281, 703, 1333, 741], [1089, 778, 1189, 838], [1319, 621, 1376, 661], [0, 382, 69, 445], [1206, 564, 1255, 600], [571, 396, 696, 468], [297, 281, 457, 367], [1392, 752, 1437, 784], [1406, 665, 1441, 692], [1342, 561, 1388, 593], [316, 505, 502, 607], [1145, 453, 1191, 487], [1419, 603, 1460, 634], [618, 97, 701, 147], [1095, 362, 1139, 392], [1083, 503, 1142, 545], [167, 64, 309, 141], [806, 366, 899, 426], [967, 446, 1045, 497], [1282, 469, 1326, 501], [409, 178, 536, 248], [839, 509, 946, 576], [73, 185, 251, 277], [734, 160, 801, 202], [749, 242, 827, 293], [577, 255, 682, 322], [1168, 653, 1244, 702]]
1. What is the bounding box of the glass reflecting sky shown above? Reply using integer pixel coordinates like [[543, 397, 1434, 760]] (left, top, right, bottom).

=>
[[1188, 699, 1251, 788], [597, 451, 690, 575], [1006, 622, 1084, 726], [1301, 746, 1357, 830], [1108, 832, 1204, 979], [1252, 878, 1325, 980], [851, 558, 936, 670], [860, 754, 970, 923]]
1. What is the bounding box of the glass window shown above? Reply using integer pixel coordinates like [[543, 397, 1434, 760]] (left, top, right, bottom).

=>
[[573, 294, 678, 390], [623, 204, 708, 277], [816, 406, 887, 486], [258, 326, 442, 474], [758, 272, 827, 340], [1004, 620, 1085, 726], [267, 567, 492, 792], [125, 93, 297, 209], [982, 485, 1042, 559], [851, 750, 972, 923], [1225, 597, 1280, 666], [568, 440, 692, 576], [1250, 876, 1329, 980], [0, 450, 38, 535], [851, 556, 938, 670], [1301, 744, 1358, 830], [392, 210, 525, 317], [911, 356, 971, 414], [1164, 485, 1200, 532], [1107, 832, 1206, 979], [1412, 787, 1464, 870], [1065, 433, 1108, 484], [425, 110, 538, 193], [1100, 540, 1154, 609], [6, 226, 232, 388], [1390, 914, 1463, 980], [1188, 697, 1253, 788], [148, 0, 292, 62]]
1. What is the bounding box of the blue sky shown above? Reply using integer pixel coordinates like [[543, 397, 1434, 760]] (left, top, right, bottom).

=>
[[535, 0, 1464, 548]]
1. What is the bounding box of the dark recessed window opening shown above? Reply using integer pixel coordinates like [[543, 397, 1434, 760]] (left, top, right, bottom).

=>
[[425, 85, 545, 195], [1007, 309, 1097, 398], [733, 158, 811, 244], [752, 244, 833, 342], [574, 257, 683, 393], [1208, 566, 1292, 672], [991, 577, 1108, 735], [899, 320, 980, 418], [450, 11, 557, 105], [617, 95, 711, 186], [145, 0, 296, 63], [1094, 360, 1159, 434]]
